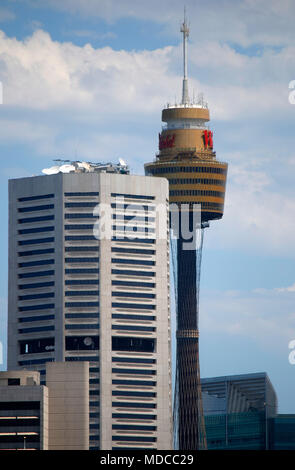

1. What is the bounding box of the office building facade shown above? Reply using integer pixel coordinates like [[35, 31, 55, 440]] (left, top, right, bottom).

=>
[[8, 170, 172, 450], [201, 372, 278, 450]]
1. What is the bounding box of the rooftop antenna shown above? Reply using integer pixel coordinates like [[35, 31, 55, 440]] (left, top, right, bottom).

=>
[[180, 6, 190, 106]]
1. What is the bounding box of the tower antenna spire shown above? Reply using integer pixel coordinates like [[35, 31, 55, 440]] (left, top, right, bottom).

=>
[[181, 7, 190, 105]]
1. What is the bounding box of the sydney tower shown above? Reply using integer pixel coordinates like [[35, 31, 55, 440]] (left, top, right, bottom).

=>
[[145, 15, 228, 450]]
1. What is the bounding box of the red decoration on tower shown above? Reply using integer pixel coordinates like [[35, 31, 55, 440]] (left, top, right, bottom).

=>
[[203, 130, 213, 149], [159, 133, 176, 150]]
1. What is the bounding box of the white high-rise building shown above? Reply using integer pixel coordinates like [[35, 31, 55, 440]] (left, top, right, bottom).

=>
[[8, 168, 172, 450]]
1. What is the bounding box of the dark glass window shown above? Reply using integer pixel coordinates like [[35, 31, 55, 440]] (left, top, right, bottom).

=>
[[112, 292, 155, 299], [111, 193, 155, 200], [65, 324, 99, 330], [18, 259, 55, 268], [111, 247, 155, 255], [112, 402, 156, 408], [18, 226, 54, 235], [65, 257, 99, 263], [65, 290, 99, 296], [112, 357, 156, 364], [112, 280, 155, 288], [18, 204, 54, 213], [18, 215, 55, 224], [19, 337, 54, 355], [65, 202, 98, 208], [18, 325, 55, 334], [111, 269, 155, 277], [19, 281, 55, 289], [112, 337, 156, 353], [19, 315, 55, 323], [111, 237, 155, 244], [18, 248, 54, 257], [64, 192, 99, 197], [112, 413, 156, 420], [7, 378, 20, 386], [64, 224, 94, 230], [112, 379, 156, 386], [112, 325, 156, 332], [19, 303, 54, 312], [18, 194, 54, 202], [65, 336, 99, 351], [65, 302, 99, 308], [65, 246, 99, 252], [65, 268, 99, 274], [65, 279, 99, 285], [112, 314, 155, 321], [18, 270, 54, 278], [18, 237, 55, 246], [18, 292, 54, 301], [112, 302, 155, 310], [112, 258, 155, 266]]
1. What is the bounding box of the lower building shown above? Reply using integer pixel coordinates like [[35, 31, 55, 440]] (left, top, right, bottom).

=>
[[0, 370, 48, 450], [201, 372, 295, 450], [0, 362, 89, 450]]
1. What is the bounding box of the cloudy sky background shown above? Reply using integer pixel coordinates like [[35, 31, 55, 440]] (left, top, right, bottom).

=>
[[0, 0, 295, 412]]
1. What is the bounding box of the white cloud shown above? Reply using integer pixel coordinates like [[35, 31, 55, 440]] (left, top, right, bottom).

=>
[[26, 0, 295, 47], [200, 286, 295, 352]]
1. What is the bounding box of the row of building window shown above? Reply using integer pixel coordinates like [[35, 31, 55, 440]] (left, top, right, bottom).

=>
[[111, 203, 154, 212], [113, 226, 155, 233], [111, 247, 155, 255], [65, 246, 99, 252], [18, 248, 55, 257], [65, 290, 99, 296], [18, 259, 55, 268], [65, 279, 99, 285], [112, 314, 155, 321], [19, 281, 55, 289], [112, 325, 156, 332], [65, 257, 99, 263], [18, 237, 55, 246], [65, 202, 98, 208], [19, 270, 55, 278], [112, 280, 155, 288], [112, 379, 156, 386], [112, 414, 156, 421], [65, 213, 97, 219], [111, 269, 155, 277], [111, 193, 155, 201], [147, 165, 227, 175], [65, 268, 99, 274], [169, 178, 226, 186], [169, 189, 224, 197], [18, 226, 54, 235], [112, 292, 155, 299], [18, 194, 54, 202], [112, 302, 155, 310], [19, 314, 55, 323], [64, 192, 99, 197], [112, 259, 155, 266], [65, 313, 99, 319], [18, 292, 54, 301], [19, 303, 54, 311], [18, 215, 55, 224], [18, 204, 54, 213]]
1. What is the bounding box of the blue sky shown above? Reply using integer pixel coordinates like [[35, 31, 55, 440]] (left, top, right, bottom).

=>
[[0, 0, 295, 413]]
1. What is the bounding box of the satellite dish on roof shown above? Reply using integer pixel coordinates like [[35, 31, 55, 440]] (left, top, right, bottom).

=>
[[119, 158, 127, 167], [42, 166, 60, 175], [59, 164, 75, 173]]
